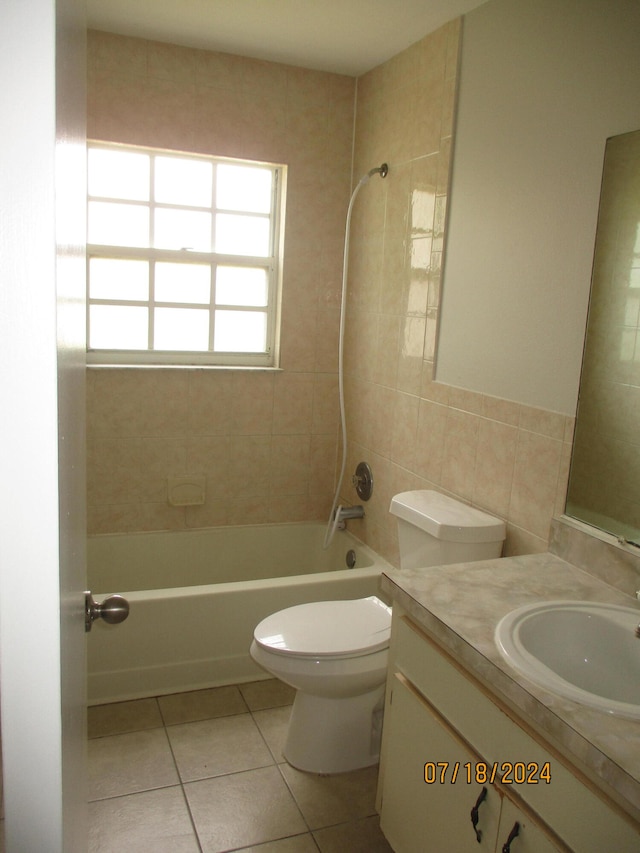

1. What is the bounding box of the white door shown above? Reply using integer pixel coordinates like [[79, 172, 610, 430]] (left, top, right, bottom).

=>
[[0, 1, 87, 850]]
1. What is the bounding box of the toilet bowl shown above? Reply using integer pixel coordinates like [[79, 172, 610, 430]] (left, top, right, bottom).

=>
[[250, 490, 506, 775], [250, 596, 392, 774]]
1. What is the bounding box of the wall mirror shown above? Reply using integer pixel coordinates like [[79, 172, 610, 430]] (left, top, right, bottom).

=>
[[566, 128, 640, 544]]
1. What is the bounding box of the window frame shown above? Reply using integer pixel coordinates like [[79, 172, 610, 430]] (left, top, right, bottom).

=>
[[86, 142, 285, 368]]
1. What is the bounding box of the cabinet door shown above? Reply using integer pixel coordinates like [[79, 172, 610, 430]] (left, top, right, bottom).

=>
[[496, 798, 564, 853], [380, 674, 501, 852]]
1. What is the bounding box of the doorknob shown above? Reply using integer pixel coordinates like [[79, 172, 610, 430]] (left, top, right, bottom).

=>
[[85, 591, 130, 632]]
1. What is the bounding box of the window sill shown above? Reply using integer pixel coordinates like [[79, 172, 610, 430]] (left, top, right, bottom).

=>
[[86, 363, 283, 372]]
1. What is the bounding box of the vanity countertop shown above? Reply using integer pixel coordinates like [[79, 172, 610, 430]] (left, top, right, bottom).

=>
[[381, 552, 640, 824]]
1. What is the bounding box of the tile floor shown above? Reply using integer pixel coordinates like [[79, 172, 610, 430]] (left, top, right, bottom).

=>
[[87, 679, 394, 852]]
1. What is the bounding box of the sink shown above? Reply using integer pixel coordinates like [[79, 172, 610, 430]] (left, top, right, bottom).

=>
[[494, 600, 640, 718]]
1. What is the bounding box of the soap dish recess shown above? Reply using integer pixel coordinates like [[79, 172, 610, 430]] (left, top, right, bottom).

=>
[[167, 475, 206, 506]]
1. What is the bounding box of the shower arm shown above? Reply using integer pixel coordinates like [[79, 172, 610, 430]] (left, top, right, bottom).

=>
[[366, 163, 389, 180]]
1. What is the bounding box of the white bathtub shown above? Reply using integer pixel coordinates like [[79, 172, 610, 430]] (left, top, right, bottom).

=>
[[87, 522, 392, 705]]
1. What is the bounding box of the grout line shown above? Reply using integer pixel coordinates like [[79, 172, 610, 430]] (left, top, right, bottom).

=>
[[86, 682, 388, 851], [87, 781, 185, 805], [274, 761, 315, 837], [161, 708, 204, 853]]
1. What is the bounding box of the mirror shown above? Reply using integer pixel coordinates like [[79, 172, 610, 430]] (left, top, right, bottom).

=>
[[566, 129, 640, 544]]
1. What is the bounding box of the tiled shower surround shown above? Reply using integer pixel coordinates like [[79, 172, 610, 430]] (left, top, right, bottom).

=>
[[87, 23, 574, 560]]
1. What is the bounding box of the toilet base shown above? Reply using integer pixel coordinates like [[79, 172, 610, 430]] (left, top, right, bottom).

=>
[[283, 684, 386, 774]]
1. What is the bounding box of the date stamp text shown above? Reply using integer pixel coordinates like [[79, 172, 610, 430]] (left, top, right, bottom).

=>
[[423, 761, 552, 785]]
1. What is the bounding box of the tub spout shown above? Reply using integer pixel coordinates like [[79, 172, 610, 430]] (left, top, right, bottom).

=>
[[335, 505, 365, 528]]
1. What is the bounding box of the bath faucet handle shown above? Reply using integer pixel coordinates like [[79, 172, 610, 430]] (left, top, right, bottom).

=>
[[351, 462, 373, 501]]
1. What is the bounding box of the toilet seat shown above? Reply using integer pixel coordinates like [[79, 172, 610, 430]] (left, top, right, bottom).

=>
[[253, 595, 391, 659]]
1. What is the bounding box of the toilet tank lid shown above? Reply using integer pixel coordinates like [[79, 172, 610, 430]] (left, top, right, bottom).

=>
[[389, 490, 506, 543]]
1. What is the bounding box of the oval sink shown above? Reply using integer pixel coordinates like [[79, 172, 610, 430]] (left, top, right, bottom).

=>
[[495, 600, 640, 718]]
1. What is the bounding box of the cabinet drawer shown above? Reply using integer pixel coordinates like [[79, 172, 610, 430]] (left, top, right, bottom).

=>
[[393, 609, 640, 853]]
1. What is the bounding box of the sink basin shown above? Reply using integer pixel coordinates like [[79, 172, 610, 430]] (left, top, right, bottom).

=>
[[495, 600, 640, 718]]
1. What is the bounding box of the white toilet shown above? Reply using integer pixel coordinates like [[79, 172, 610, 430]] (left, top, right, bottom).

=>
[[390, 489, 506, 570], [250, 490, 506, 774]]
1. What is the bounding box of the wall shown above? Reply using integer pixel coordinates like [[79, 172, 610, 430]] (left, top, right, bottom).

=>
[[339, 18, 574, 563], [86, 31, 354, 533], [87, 20, 577, 561], [436, 0, 640, 414]]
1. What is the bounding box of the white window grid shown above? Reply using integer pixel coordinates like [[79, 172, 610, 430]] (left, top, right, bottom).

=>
[[86, 143, 284, 367]]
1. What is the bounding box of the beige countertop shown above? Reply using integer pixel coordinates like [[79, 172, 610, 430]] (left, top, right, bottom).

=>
[[381, 552, 640, 823]]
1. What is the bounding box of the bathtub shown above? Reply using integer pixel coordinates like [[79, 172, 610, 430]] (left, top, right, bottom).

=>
[[87, 522, 392, 705]]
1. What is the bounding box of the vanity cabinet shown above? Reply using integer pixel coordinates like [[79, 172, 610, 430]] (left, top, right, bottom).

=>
[[381, 672, 558, 851], [378, 607, 640, 853]]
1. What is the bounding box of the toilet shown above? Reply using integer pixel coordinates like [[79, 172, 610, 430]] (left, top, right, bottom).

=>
[[250, 490, 506, 774], [390, 489, 506, 570]]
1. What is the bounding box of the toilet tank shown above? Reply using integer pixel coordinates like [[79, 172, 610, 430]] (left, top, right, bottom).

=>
[[389, 491, 506, 570]]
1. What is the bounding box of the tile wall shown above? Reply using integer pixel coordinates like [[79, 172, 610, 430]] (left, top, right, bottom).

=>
[[339, 20, 575, 562], [86, 31, 355, 532], [87, 24, 574, 559]]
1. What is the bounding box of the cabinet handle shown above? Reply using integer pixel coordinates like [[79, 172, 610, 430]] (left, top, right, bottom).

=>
[[470, 786, 488, 842], [501, 821, 520, 852]]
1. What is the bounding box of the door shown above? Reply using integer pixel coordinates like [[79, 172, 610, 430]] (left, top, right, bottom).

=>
[[380, 674, 502, 852], [496, 799, 564, 853], [0, 0, 87, 850]]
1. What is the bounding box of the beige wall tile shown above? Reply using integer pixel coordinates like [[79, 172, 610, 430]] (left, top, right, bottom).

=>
[[473, 419, 518, 517], [391, 392, 420, 470], [187, 371, 234, 436], [186, 436, 232, 485], [519, 404, 567, 440], [228, 436, 271, 499], [273, 373, 315, 436], [396, 317, 425, 395], [368, 385, 396, 460], [342, 19, 573, 561], [87, 23, 575, 557], [226, 497, 270, 527], [87, 31, 354, 533], [230, 372, 275, 436], [510, 431, 564, 540], [310, 435, 338, 499], [135, 502, 187, 532], [270, 436, 312, 496], [414, 400, 447, 484], [131, 438, 188, 502], [440, 408, 479, 500], [482, 394, 521, 427], [185, 498, 229, 529], [87, 503, 136, 535], [311, 374, 339, 435]]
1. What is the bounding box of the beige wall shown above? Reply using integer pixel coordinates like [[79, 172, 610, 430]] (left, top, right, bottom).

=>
[[339, 20, 574, 564], [437, 0, 640, 414], [86, 31, 354, 533], [86, 23, 573, 561]]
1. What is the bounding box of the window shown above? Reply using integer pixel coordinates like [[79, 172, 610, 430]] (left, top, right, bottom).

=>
[[86, 143, 284, 366]]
